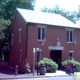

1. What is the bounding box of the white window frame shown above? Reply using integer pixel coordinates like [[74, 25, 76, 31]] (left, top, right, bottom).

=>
[[66, 28, 74, 43], [37, 25, 46, 41], [18, 28, 22, 43]]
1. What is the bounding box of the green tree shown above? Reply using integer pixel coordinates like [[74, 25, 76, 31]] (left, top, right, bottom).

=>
[[41, 5, 77, 23], [0, 0, 35, 41], [76, 6, 80, 20], [0, 0, 35, 52], [0, 18, 11, 40], [0, 0, 35, 21]]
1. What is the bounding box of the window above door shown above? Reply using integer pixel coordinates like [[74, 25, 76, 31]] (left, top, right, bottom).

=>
[[67, 30, 73, 43], [66, 28, 74, 43]]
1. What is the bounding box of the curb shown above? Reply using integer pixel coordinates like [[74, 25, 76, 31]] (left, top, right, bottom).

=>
[[0, 75, 46, 79], [0, 75, 71, 79]]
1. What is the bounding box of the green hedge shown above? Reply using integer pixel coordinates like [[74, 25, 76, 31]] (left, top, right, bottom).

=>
[[38, 57, 58, 72], [62, 59, 80, 72]]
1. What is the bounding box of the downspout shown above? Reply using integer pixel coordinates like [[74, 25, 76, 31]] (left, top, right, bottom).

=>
[[25, 23, 28, 63]]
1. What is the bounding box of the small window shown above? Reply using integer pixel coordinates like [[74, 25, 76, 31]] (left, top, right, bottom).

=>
[[38, 27, 46, 41], [20, 49, 22, 63], [11, 34, 14, 45], [19, 31, 21, 43], [67, 30, 73, 43], [70, 53, 73, 60], [18, 28, 22, 43]]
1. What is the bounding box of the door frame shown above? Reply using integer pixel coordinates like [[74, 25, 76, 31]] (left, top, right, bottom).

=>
[[50, 50, 62, 69]]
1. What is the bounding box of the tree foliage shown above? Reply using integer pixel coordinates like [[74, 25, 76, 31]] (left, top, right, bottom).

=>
[[76, 6, 80, 20], [41, 5, 77, 23], [0, 18, 11, 40], [0, 0, 35, 60], [0, 0, 35, 21], [0, 0, 35, 42]]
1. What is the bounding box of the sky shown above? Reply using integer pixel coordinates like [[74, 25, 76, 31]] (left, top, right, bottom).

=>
[[34, 0, 80, 12]]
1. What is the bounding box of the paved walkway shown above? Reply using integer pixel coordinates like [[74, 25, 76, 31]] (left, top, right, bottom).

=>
[[0, 65, 80, 79]]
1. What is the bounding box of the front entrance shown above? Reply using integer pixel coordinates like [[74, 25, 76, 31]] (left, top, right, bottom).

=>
[[50, 50, 62, 69]]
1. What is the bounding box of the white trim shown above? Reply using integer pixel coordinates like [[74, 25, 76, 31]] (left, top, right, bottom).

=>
[[48, 46, 64, 50], [36, 25, 47, 28], [37, 27, 46, 41], [67, 30, 73, 42], [67, 42, 73, 44], [65, 28, 74, 31], [38, 40, 43, 41], [69, 50, 74, 53]]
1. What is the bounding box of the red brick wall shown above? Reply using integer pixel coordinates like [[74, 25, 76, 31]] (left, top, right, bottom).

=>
[[27, 24, 80, 69], [9, 11, 27, 70]]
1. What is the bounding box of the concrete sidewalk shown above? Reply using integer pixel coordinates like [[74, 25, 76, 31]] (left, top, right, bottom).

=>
[[0, 65, 67, 79], [0, 66, 80, 79], [0, 70, 67, 79]]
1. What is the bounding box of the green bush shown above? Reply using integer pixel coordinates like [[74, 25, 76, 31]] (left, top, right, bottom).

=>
[[74, 61, 80, 72], [62, 59, 80, 72], [38, 57, 58, 72]]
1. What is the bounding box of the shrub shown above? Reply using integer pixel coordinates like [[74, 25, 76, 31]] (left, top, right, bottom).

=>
[[38, 57, 58, 72], [74, 61, 80, 72], [62, 59, 80, 72]]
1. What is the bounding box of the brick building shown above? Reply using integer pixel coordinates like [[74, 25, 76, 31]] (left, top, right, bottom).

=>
[[9, 8, 80, 71]]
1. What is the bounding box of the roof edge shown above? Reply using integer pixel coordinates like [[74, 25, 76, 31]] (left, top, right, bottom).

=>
[[17, 8, 27, 24], [27, 22, 80, 29]]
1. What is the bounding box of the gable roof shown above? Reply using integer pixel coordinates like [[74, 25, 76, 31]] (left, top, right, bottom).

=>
[[17, 8, 80, 28]]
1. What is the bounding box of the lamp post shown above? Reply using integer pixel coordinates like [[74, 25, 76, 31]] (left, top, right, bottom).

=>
[[33, 48, 36, 76]]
